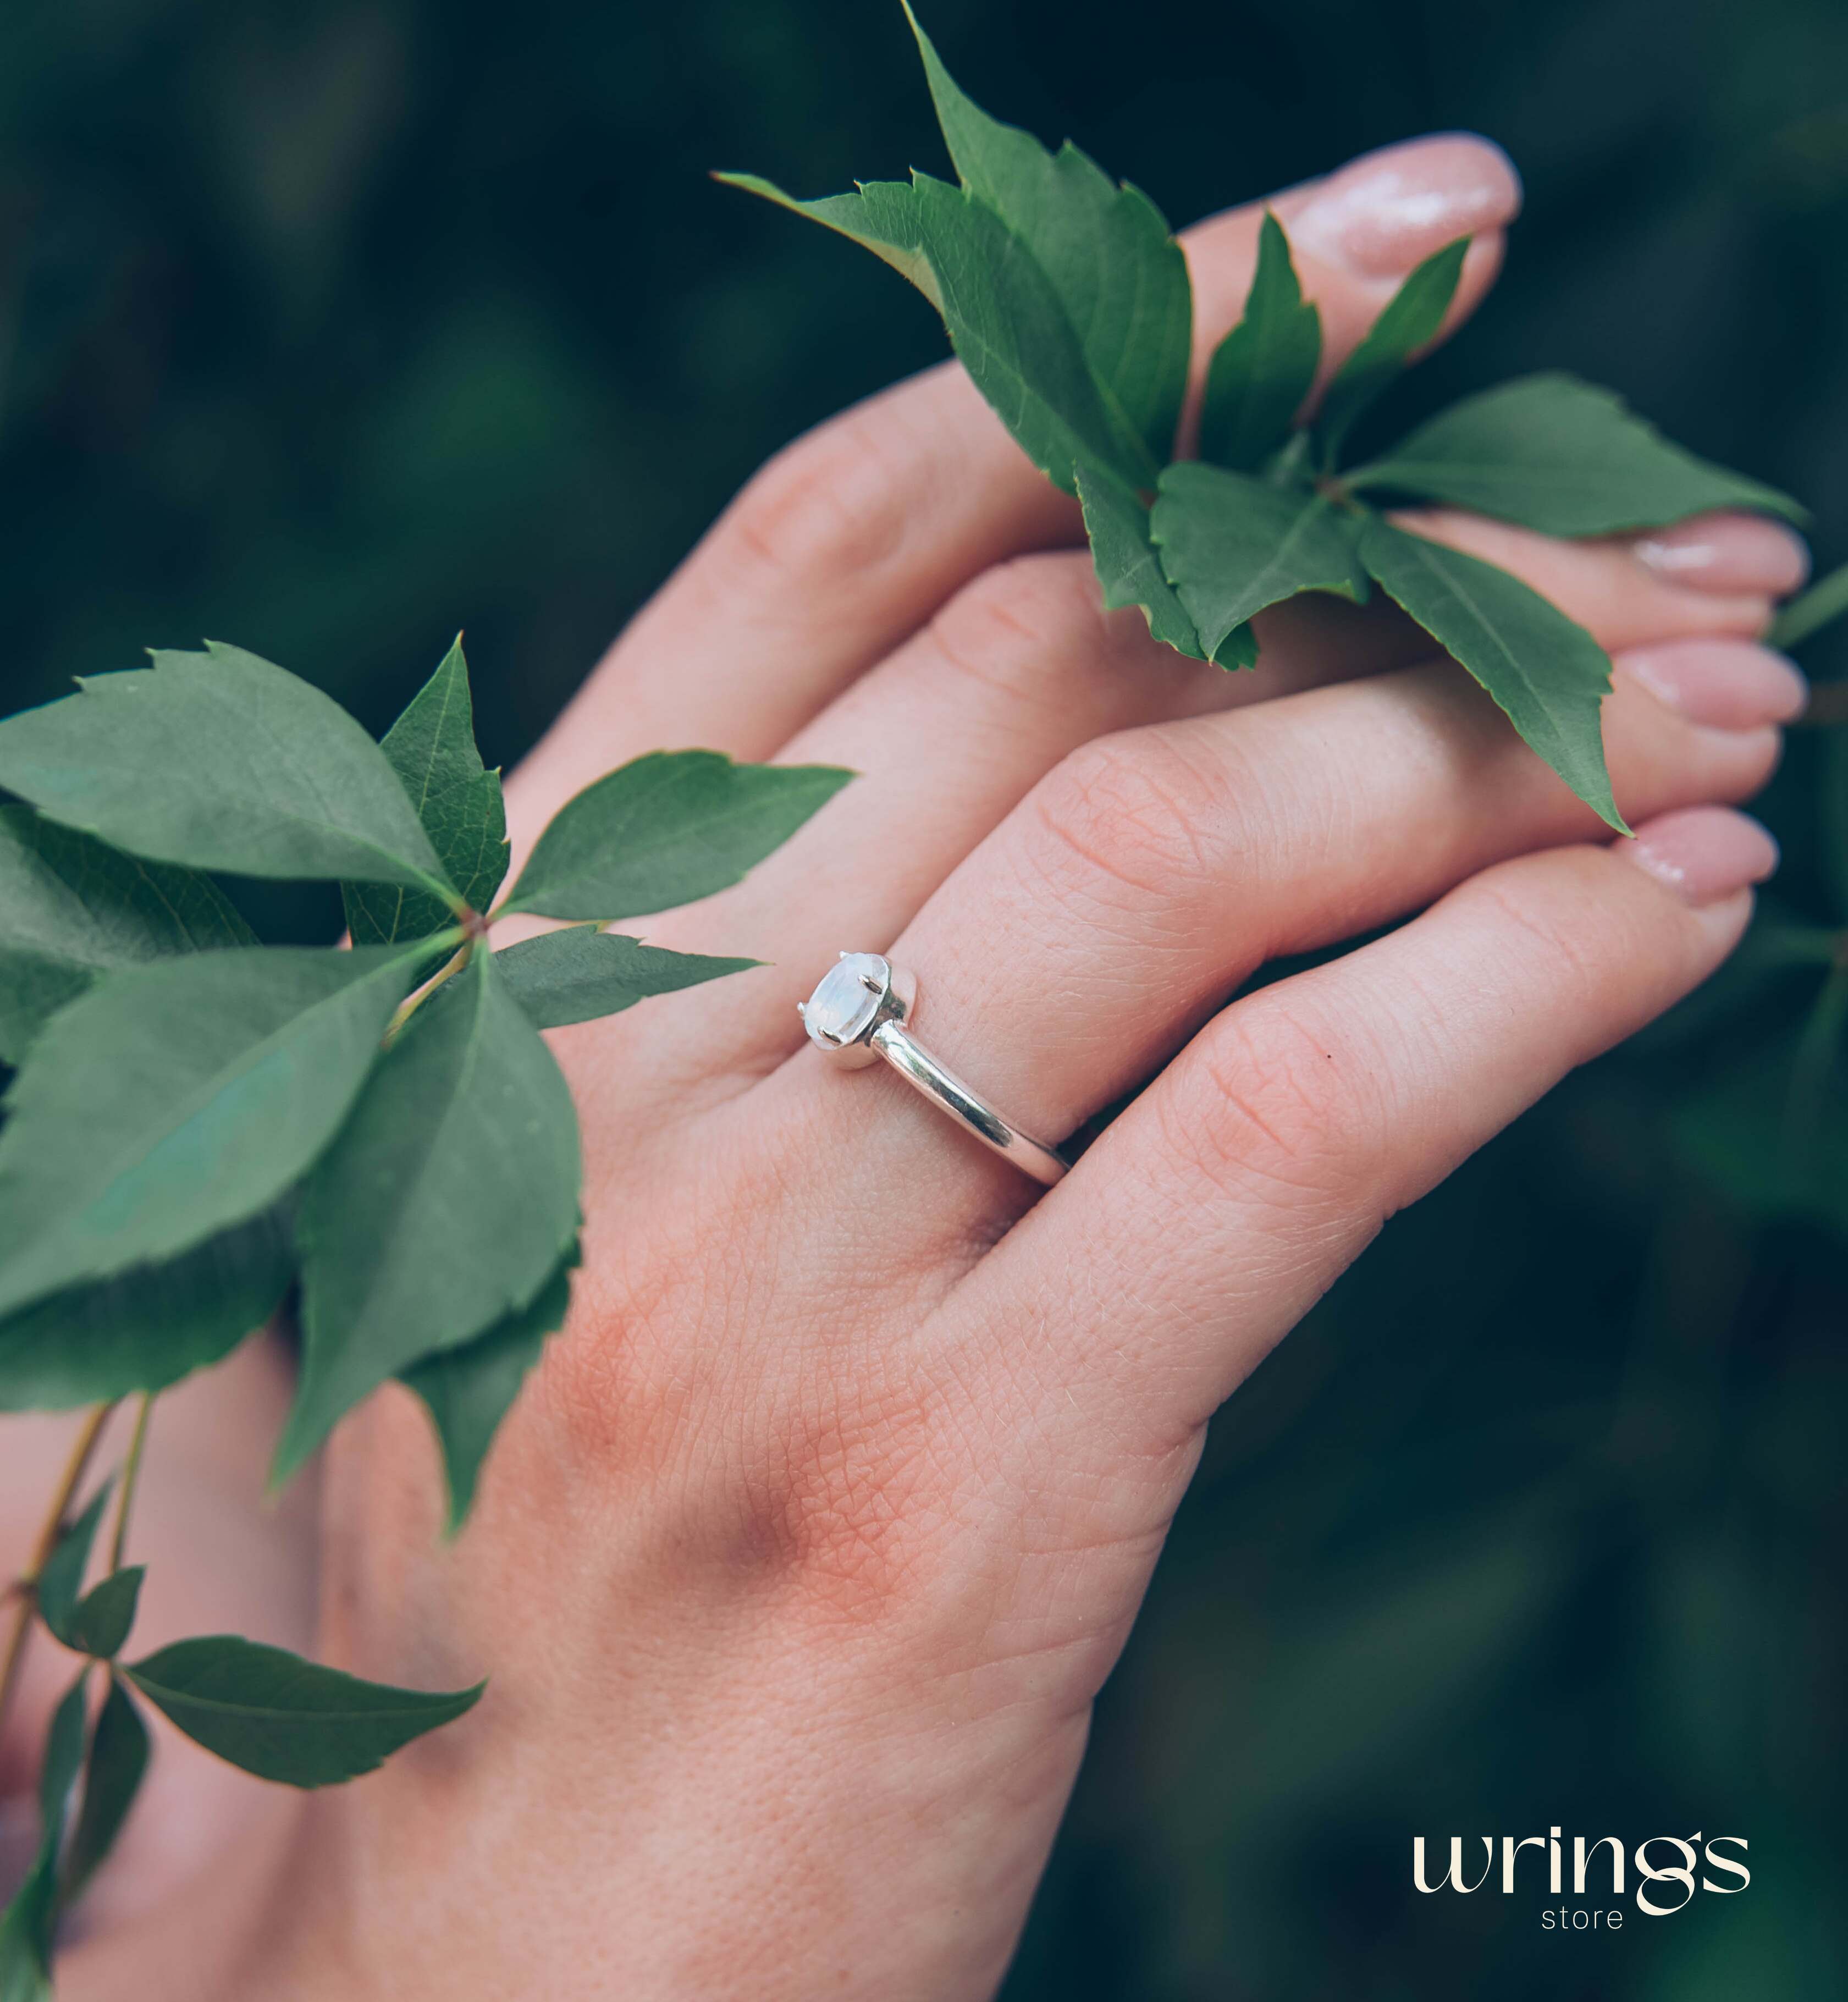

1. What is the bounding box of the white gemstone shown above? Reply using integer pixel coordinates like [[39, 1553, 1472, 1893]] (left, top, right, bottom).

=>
[[803, 953, 887, 1047]]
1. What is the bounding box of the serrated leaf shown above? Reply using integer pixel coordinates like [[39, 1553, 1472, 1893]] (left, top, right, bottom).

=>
[[0, 1206, 293, 1414], [494, 925, 760, 1029], [1345, 373, 1806, 534], [1199, 212, 1322, 474], [1316, 238, 1468, 463], [0, 1673, 88, 2001], [0, 808, 255, 1066], [1151, 462, 1369, 660], [60, 1679, 150, 1907], [720, 169, 1153, 496], [344, 636, 510, 944], [504, 749, 851, 922], [278, 950, 580, 1479], [400, 1247, 575, 1531], [906, 2, 1189, 468], [1358, 517, 1625, 832], [1074, 468, 1257, 668], [0, 945, 426, 1320], [36, 1487, 111, 1648], [0, 643, 455, 899], [62, 1570, 144, 1661], [122, 1636, 482, 1788]]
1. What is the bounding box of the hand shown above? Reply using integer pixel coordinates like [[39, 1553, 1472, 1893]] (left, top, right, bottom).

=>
[[49, 135, 1805, 2000]]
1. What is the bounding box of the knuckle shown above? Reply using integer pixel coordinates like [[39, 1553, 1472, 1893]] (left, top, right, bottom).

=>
[[1028, 727, 1227, 906], [925, 551, 1105, 708], [721, 407, 910, 588], [1166, 996, 1381, 1206]]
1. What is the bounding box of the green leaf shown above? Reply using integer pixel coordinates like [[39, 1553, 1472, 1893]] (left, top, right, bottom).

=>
[[715, 173, 945, 307], [494, 925, 759, 1029], [719, 170, 1152, 495], [904, 2, 1189, 469], [1345, 373, 1807, 534], [36, 1487, 111, 1648], [62, 1570, 145, 1661], [1315, 238, 1468, 463], [278, 950, 581, 1479], [1150, 462, 1368, 660], [1358, 517, 1626, 832], [400, 1247, 576, 1531], [60, 1679, 150, 1907], [0, 1207, 293, 1414], [1198, 213, 1322, 474], [1074, 468, 1257, 668], [0, 642, 455, 899], [1769, 559, 1848, 650], [504, 749, 851, 922], [344, 636, 510, 944], [0, 1673, 88, 2001], [0, 808, 255, 1066], [123, 1636, 483, 1788], [0, 945, 425, 1320]]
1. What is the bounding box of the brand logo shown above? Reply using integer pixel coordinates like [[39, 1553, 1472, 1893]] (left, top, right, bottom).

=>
[[1413, 1829, 1750, 1928]]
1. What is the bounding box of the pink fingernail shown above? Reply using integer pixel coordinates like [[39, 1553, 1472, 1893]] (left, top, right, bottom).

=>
[[1284, 135, 1522, 280], [1632, 514, 1810, 596], [1617, 638, 1808, 730], [1623, 807, 1779, 907]]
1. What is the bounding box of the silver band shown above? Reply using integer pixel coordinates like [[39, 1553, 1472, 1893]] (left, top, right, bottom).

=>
[[798, 952, 1069, 1186]]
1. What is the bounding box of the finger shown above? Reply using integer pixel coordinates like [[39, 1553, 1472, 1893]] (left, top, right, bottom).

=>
[[592, 517, 1794, 1096], [505, 137, 1521, 836], [732, 635, 1791, 1269], [950, 809, 1775, 1451]]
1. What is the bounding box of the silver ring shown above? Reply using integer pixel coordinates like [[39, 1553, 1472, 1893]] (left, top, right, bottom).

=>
[[798, 953, 1069, 1186]]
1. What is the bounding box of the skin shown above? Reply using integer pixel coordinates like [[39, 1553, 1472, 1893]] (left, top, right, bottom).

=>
[[0, 135, 1807, 1999]]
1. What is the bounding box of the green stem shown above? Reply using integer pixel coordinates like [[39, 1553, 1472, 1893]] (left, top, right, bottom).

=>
[[383, 939, 474, 1047], [1769, 560, 1848, 651], [108, 1395, 154, 1574], [1780, 965, 1848, 1167], [0, 1401, 118, 1743]]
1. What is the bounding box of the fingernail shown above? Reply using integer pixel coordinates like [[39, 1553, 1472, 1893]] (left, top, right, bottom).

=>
[[1286, 135, 1522, 280], [1632, 514, 1810, 597], [1617, 638, 1809, 730], [1623, 807, 1779, 907]]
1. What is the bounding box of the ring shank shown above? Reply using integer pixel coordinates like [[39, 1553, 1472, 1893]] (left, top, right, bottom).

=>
[[869, 1021, 1069, 1186]]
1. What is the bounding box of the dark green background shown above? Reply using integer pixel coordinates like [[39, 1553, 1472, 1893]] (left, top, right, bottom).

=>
[[2, 1, 1843, 1994]]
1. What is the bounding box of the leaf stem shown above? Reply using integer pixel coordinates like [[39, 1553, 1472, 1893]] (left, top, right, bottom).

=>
[[108, 1396, 155, 1574], [0, 1400, 118, 1741], [1769, 560, 1848, 652], [383, 940, 473, 1047]]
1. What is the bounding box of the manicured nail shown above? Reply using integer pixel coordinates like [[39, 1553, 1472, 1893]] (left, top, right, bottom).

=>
[[1623, 807, 1779, 907], [1286, 135, 1522, 280], [1632, 514, 1810, 597], [1616, 638, 1808, 730]]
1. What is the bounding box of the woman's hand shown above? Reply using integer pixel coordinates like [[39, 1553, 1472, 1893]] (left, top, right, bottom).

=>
[[56, 134, 1806, 2001]]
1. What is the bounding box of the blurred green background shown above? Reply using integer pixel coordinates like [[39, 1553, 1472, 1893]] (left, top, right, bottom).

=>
[[2, 0, 1844, 1994]]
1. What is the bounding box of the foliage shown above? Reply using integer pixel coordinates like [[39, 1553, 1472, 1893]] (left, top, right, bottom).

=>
[[724, 4, 1802, 834]]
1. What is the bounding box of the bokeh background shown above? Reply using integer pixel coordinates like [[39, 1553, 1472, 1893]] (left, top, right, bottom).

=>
[[3, 0, 1845, 1993]]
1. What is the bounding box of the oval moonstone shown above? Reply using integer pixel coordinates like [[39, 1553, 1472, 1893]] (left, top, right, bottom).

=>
[[803, 952, 888, 1049]]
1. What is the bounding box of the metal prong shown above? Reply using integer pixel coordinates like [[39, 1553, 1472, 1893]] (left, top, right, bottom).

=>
[[796, 1001, 807, 1016], [860, 972, 882, 993], [838, 951, 849, 961]]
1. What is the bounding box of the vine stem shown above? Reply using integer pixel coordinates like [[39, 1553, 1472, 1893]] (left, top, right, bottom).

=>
[[0, 1400, 118, 1742], [108, 1395, 154, 1574]]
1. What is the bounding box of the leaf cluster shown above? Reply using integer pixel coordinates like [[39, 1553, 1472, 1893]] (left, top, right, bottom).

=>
[[0, 636, 846, 1501], [725, 3, 1803, 830]]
